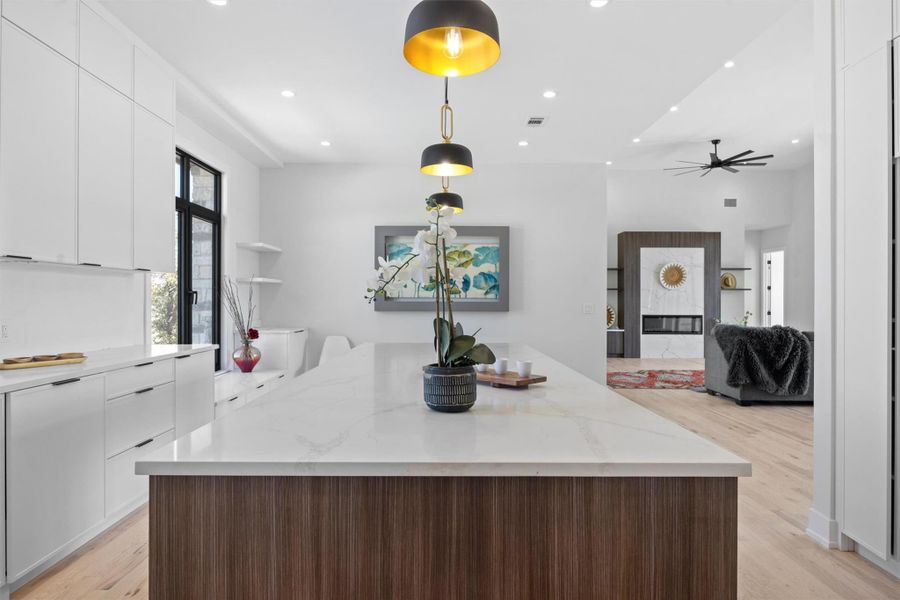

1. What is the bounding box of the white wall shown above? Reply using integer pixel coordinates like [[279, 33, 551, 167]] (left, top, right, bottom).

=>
[[259, 164, 607, 382]]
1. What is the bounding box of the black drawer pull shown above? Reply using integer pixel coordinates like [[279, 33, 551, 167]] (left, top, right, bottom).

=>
[[278, 374, 285, 379], [79, 262, 101, 267], [227, 395, 239, 402], [293, 329, 304, 333], [256, 384, 265, 389], [3, 254, 32, 260], [135, 267, 151, 272], [135, 438, 154, 448], [175, 355, 191, 360], [135, 361, 154, 368], [52, 377, 81, 386], [135, 387, 154, 394]]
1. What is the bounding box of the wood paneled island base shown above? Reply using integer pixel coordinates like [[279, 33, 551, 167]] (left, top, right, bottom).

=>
[[149, 475, 737, 600]]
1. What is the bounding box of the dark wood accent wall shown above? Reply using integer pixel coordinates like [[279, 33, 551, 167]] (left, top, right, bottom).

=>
[[617, 232, 721, 358], [150, 475, 737, 600]]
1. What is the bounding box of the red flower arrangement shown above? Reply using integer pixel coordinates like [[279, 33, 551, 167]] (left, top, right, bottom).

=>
[[247, 328, 259, 340]]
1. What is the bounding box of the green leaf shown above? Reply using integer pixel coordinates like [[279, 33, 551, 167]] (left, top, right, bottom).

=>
[[463, 343, 496, 365], [433, 318, 451, 359], [447, 335, 476, 362], [454, 322, 464, 336]]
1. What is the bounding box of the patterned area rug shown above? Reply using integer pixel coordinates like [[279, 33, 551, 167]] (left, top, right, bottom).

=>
[[607, 370, 705, 391]]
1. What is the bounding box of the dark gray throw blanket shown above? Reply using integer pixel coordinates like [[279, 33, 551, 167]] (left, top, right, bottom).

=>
[[713, 324, 811, 396]]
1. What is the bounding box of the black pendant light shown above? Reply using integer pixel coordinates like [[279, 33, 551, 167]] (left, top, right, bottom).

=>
[[428, 177, 464, 213], [404, 0, 501, 78], [421, 78, 474, 176]]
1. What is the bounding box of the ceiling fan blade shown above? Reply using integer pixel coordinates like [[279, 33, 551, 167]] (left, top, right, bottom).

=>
[[677, 160, 709, 165], [732, 162, 767, 166], [665, 166, 706, 171], [700, 169, 713, 178], [673, 168, 705, 177], [721, 149, 753, 162], [722, 166, 739, 173], [710, 153, 718, 163], [732, 154, 774, 163]]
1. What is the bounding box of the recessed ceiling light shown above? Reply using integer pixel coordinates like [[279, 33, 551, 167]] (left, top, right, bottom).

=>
[[589, 0, 609, 7], [605, 161, 613, 166], [518, 140, 529, 147], [791, 138, 800, 144], [632, 138, 641, 143], [281, 89, 295, 98], [670, 105, 679, 112], [724, 60, 735, 69], [320, 140, 331, 147], [542, 90, 557, 99], [207, 0, 228, 6]]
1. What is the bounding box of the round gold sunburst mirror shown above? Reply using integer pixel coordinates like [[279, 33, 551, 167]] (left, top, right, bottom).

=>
[[659, 263, 687, 290], [607, 305, 616, 329]]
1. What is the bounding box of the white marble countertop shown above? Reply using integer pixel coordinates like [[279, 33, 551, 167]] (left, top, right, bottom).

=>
[[0, 344, 217, 393], [137, 343, 750, 478]]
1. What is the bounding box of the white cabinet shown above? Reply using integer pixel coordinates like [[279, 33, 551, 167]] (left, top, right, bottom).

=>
[[1, 0, 79, 61], [134, 107, 175, 272], [6, 376, 105, 581], [79, 2, 132, 96], [255, 328, 308, 377], [106, 383, 175, 457], [134, 46, 175, 123], [174, 352, 215, 437], [78, 71, 133, 269], [837, 46, 892, 559], [0, 21, 78, 263], [105, 429, 174, 516], [840, 0, 892, 67], [895, 0, 899, 39]]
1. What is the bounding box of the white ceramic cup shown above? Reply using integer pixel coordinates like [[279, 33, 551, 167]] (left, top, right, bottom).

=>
[[516, 360, 533, 377], [475, 363, 489, 373], [493, 357, 508, 374]]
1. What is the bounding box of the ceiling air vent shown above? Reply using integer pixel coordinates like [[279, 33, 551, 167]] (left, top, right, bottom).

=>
[[526, 117, 545, 127], [724, 198, 737, 208]]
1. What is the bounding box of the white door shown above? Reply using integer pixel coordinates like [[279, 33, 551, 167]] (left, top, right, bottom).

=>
[[7, 376, 105, 581], [0, 21, 78, 263], [134, 106, 175, 272], [78, 71, 134, 269], [762, 250, 785, 327], [174, 351, 215, 438]]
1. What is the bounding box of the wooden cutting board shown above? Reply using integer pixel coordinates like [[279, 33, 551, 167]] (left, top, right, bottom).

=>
[[0, 357, 86, 370], [476, 368, 547, 389]]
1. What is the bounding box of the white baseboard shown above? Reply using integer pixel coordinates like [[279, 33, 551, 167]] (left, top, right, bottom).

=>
[[856, 544, 900, 578], [806, 507, 840, 548]]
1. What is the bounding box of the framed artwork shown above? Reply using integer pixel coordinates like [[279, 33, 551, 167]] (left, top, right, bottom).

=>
[[373, 226, 509, 312]]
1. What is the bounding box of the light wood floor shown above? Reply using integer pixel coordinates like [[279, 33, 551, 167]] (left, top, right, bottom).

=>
[[12, 360, 900, 600]]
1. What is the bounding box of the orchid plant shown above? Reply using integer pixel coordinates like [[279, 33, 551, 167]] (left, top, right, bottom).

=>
[[366, 200, 496, 368], [223, 276, 259, 344]]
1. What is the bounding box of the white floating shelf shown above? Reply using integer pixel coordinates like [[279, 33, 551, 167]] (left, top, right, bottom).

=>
[[236, 242, 283, 254], [236, 277, 282, 285]]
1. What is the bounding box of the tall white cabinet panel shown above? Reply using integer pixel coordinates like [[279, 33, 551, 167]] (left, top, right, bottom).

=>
[[840, 0, 892, 67], [79, 2, 132, 97], [134, 107, 175, 272], [7, 376, 105, 581], [78, 71, 133, 269], [838, 47, 892, 559], [174, 352, 215, 438], [1, 0, 79, 61], [134, 47, 175, 124], [0, 21, 77, 263]]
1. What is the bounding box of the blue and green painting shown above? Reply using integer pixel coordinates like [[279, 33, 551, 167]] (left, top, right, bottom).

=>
[[385, 235, 502, 301]]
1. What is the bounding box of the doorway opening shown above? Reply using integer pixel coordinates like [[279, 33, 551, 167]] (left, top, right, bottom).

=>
[[763, 249, 785, 327]]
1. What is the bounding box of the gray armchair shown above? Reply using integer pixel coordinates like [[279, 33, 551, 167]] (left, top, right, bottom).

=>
[[704, 331, 814, 406]]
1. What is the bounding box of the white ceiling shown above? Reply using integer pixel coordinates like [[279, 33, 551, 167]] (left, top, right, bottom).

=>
[[100, 0, 811, 169]]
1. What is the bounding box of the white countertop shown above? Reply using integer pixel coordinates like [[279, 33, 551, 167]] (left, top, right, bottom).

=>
[[0, 344, 217, 393], [137, 343, 750, 478]]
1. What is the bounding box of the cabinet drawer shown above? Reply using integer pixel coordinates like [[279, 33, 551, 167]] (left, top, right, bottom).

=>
[[106, 383, 174, 458], [105, 359, 173, 399], [106, 429, 174, 516], [215, 393, 246, 419]]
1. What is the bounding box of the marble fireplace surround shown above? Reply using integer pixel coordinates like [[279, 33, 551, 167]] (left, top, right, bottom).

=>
[[640, 247, 705, 358], [616, 232, 722, 358]]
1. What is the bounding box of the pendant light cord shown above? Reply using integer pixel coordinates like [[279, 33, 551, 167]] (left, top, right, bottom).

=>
[[444, 76, 449, 105]]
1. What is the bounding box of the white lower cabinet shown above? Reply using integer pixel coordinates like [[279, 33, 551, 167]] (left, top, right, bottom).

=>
[[215, 393, 246, 419], [106, 383, 175, 458], [255, 328, 308, 377], [174, 352, 215, 437], [7, 376, 105, 581], [106, 429, 174, 516]]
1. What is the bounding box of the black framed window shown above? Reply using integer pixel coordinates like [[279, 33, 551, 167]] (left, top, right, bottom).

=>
[[175, 149, 222, 368]]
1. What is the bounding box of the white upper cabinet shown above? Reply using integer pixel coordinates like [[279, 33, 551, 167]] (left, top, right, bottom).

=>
[[895, 0, 899, 39], [134, 46, 175, 124], [134, 106, 175, 272], [1, 0, 79, 61], [78, 71, 133, 269], [79, 2, 133, 97], [840, 0, 893, 67], [0, 21, 78, 263]]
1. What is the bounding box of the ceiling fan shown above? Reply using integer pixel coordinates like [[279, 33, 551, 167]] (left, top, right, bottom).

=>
[[665, 139, 774, 177]]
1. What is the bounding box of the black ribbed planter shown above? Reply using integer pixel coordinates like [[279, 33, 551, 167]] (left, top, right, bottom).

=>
[[422, 364, 477, 413]]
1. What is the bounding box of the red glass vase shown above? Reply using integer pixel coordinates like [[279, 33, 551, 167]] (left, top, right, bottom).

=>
[[233, 342, 261, 373]]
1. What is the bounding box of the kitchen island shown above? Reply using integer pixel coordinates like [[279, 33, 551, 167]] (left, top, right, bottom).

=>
[[138, 343, 750, 600]]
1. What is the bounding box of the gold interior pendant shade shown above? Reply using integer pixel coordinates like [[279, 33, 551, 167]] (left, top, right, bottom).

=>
[[404, 1, 501, 77]]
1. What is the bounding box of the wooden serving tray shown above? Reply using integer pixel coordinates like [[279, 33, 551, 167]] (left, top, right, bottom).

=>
[[476, 368, 547, 389], [0, 357, 87, 370]]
